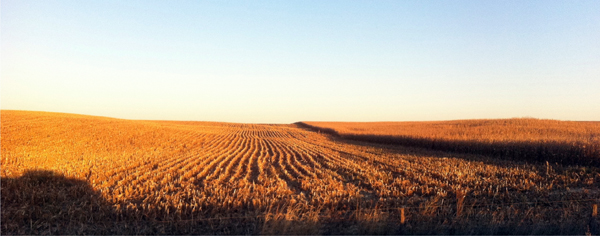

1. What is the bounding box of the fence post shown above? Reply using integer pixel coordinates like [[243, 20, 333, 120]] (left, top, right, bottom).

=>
[[590, 203, 599, 235], [400, 207, 406, 224]]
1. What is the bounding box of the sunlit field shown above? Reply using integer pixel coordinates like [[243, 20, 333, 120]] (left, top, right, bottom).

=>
[[2, 111, 600, 234], [301, 120, 600, 166]]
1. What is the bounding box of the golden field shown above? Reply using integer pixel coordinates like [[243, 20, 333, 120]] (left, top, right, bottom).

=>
[[2, 110, 600, 234], [301, 119, 600, 166], [303, 119, 600, 143]]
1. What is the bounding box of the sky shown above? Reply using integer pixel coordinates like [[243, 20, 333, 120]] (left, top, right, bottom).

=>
[[2, 0, 599, 123]]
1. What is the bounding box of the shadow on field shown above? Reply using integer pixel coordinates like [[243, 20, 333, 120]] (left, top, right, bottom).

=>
[[1, 170, 115, 235], [0, 170, 265, 234], [295, 122, 600, 167], [0, 170, 322, 234]]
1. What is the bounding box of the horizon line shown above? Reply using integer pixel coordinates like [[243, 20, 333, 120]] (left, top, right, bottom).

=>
[[3, 109, 597, 124]]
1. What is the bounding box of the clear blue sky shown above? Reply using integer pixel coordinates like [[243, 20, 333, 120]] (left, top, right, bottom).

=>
[[2, 0, 599, 123]]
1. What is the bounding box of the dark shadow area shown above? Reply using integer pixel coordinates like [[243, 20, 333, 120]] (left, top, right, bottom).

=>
[[0, 170, 265, 235], [1, 170, 115, 234], [295, 122, 600, 167]]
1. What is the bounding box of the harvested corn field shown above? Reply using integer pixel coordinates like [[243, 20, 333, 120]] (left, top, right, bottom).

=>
[[300, 120, 600, 166], [2, 110, 600, 234]]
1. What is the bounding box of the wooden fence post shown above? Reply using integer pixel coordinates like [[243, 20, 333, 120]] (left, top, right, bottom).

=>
[[590, 203, 599, 235], [400, 207, 406, 224]]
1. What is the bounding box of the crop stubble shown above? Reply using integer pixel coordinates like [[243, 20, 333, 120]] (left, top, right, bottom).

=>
[[2, 110, 600, 234]]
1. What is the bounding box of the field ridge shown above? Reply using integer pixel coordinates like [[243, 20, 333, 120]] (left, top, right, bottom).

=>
[[298, 120, 600, 167]]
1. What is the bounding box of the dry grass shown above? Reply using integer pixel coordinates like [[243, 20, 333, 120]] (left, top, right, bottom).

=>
[[301, 119, 600, 166], [2, 110, 600, 234], [303, 119, 600, 143]]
